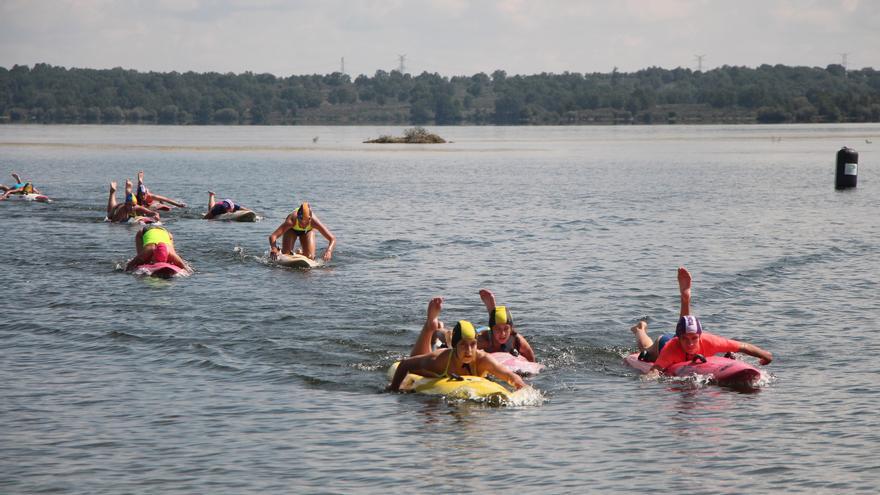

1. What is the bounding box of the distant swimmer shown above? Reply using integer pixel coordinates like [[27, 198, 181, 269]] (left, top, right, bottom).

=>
[[136, 170, 186, 211], [387, 297, 525, 392], [631, 267, 773, 379], [268, 202, 336, 262], [203, 191, 254, 219], [475, 289, 537, 362], [0, 172, 44, 200], [125, 225, 191, 272], [106, 180, 160, 223]]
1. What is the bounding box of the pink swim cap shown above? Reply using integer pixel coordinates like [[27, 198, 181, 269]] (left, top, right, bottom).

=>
[[152, 243, 169, 263]]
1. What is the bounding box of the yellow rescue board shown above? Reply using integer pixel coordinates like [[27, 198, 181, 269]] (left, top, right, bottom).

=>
[[387, 362, 512, 401]]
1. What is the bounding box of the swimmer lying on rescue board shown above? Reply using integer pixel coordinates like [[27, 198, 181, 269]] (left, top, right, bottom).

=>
[[631, 266, 773, 380], [387, 297, 526, 392]]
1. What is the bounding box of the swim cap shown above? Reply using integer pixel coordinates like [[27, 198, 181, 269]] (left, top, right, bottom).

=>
[[152, 243, 169, 263], [489, 306, 513, 328], [676, 315, 703, 337], [297, 202, 311, 219], [451, 320, 477, 347], [222, 199, 234, 211]]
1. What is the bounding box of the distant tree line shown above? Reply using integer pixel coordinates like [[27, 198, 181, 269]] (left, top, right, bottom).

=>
[[1, 63, 878, 125]]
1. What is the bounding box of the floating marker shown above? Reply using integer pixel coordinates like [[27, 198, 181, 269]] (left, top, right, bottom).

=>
[[835, 147, 858, 189]]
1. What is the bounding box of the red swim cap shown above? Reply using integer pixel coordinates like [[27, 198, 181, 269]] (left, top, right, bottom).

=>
[[152, 243, 169, 263]]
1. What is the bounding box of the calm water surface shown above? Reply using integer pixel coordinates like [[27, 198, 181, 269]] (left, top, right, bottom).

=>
[[1, 124, 879, 494]]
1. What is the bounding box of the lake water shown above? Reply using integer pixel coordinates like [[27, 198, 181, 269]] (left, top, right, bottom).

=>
[[1, 124, 879, 494]]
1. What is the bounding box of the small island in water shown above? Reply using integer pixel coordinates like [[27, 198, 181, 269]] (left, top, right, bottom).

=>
[[364, 127, 446, 144]]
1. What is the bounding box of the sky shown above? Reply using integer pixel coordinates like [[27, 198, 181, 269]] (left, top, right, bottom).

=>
[[1, 0, 878, 77]]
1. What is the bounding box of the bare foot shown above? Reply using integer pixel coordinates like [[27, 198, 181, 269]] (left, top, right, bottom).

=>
[[109, 181, 117, 192], [427, 297, 443, 321], [630, 319, 653, 352], [630, 320, 648, 335], [125, 179, 132, 188], [137, 170, 144, 183], [678, 267, 692, 294], [207, 191, 215, 196], [479, 289, 496, 311]]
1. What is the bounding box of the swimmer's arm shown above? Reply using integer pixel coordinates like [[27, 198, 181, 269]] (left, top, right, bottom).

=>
[[134, 205, 159, 218], [311, 215, 336, 261], [739, 342, 773, 365], [125, 252, 150, 271], [388, 355, 428, 392], [267, 217, 295, 259], [484, 354, 525, 390], [168, 252, 190, 272], [644, 366, 663, 380], [517, 335, 536, 362]]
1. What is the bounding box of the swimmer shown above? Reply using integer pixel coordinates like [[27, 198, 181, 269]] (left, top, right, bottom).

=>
[[203, 191, 254, 219], [106, 180, 160, 223], [0, 172, 43, 200], [636, 267, 773, 379], [387, 297, 526, 392], [135, 170, 186, 210], [268, 202, 336, 262], [125, 225, 190, 272], [475, 289, 537, 362]]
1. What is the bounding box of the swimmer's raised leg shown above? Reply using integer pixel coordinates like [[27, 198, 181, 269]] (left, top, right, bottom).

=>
[[107, 181, 118, 217], [207, 191, 216, 210], [678, 266, 692, 317], [479, 288, 497, 312], [11, 172, 22, 184], [410, 297, 443, 356], [631, 319, 653, 352]]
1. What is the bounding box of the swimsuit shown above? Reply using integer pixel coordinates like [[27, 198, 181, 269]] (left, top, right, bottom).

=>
[[292, 207, 313, 234], [142, 226, 172, 247]]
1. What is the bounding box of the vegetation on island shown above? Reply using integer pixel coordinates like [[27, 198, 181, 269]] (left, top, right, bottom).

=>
[[364, 127, 445, 143], [1, 63, 879, 125]]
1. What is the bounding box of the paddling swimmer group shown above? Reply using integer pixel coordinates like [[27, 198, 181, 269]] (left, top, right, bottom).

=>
[[7, 169, 775, 392]]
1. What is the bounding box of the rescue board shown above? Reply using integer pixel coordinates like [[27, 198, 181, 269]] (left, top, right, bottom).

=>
[[489, 352, 545, 375], [10, 193, 51, 203], [214, 210, 257, 222], [275, 253, 320, 269], [131, 262, 187, 279], [387, 362, 512, 402], [126, 216, 159, 225], [624, 352, 762, 387]]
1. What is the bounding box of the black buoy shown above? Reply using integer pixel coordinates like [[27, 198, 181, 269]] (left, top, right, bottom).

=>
[[835, 147, 858, 189]]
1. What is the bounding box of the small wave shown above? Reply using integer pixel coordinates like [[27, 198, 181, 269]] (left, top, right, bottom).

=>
[[184, 358, 240, 372], [107, 330, 143, 341]]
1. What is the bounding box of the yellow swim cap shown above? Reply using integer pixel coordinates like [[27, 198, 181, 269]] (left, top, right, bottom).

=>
[[297, 202, 311, 219], [489, 306, 513, 327], [451, 320, 476, 347]]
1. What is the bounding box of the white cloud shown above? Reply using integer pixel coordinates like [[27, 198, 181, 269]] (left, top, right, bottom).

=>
[[0, 0, 878, 75]]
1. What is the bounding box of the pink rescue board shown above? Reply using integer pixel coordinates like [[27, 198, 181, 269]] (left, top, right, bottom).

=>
[[132, 262, 187, 279], [624, 352, 761, 387], [489, 352, 545, 375]]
